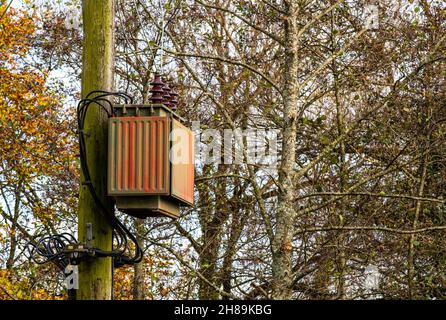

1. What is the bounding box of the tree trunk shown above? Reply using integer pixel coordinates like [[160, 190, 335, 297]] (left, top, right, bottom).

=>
[[271, 1, 300, 300], [6, 185, 20, 270], [408, 149, 428, 299], [331, 13, 347, 299], [132, 219, 145, 299]]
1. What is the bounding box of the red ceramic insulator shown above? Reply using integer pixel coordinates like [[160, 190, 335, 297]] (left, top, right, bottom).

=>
[[162, 83, 173, 108], [170, 90, 179, 111], [149, 73, 165, 104]]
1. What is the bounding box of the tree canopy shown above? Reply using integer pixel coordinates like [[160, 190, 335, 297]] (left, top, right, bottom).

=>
[[0, 0, 445, 300]]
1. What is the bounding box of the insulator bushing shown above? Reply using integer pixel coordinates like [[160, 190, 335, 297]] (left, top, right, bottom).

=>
[[170, 91, 179, 111], [149, 73, 165, 104], [162, 83, 173, 108]]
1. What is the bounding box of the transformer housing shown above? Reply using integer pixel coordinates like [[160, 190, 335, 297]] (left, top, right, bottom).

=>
[[108, 104, 194, 219]]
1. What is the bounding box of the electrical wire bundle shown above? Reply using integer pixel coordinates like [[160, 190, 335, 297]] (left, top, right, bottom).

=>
[[27, 91, 143, 270], [27, 233, 77, 272]]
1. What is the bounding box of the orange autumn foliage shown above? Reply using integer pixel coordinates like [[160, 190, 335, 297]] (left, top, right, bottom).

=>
[[0, 6, 77, 300], [113, 254, 174, 300], [0, 267, 64, 300], [0, 7, 76, 184]]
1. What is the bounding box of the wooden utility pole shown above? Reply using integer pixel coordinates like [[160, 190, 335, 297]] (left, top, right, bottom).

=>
[[78, 0, 115, 300]]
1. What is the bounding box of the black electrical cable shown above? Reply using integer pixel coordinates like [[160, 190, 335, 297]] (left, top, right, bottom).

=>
[[76, 92, 143, 265], [27, 91, 143, 271], [86, 90, 133, 104], [26, 233, 77, 272]]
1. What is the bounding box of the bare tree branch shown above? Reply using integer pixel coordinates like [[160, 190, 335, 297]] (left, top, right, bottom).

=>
[[296, 191, 445, 204], [194, 0, 285, 46], [295, 225, 446, 235]]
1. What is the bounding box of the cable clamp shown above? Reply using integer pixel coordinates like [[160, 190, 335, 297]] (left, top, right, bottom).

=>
[[64, 243, 92, 265]]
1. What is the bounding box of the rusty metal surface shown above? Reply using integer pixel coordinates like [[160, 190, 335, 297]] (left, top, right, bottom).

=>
[[114, 196, 180, 219], [108, 116, 170, 196], [170, 119, 194, 205], [113, 104, 186, 121]]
